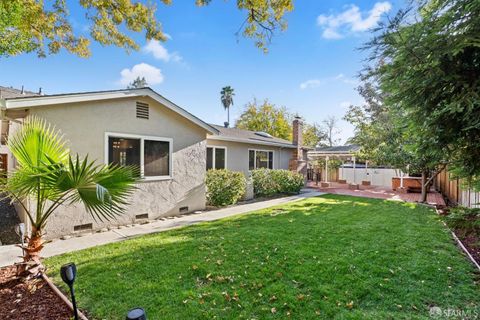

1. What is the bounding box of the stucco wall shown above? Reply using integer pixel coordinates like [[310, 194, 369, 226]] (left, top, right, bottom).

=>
[[205, 139, 294, 175], [24, 97, 208, 239]]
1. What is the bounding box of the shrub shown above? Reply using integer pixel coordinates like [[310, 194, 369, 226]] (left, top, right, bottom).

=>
[[206, 169, 246, 207], [444, 207, 480, 238], [251, 169, 304, 197]]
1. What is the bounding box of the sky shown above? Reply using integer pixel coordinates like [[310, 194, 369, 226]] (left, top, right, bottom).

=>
[[0, 0, 403, 144]]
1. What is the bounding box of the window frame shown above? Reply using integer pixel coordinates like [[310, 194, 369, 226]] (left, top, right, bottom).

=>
[[248, 149, 275, 170], [206, 146, 228, 170], [105, 132, 173, 181]]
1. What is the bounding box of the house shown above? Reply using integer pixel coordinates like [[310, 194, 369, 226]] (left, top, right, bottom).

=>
[[0, 87, 306, 239]]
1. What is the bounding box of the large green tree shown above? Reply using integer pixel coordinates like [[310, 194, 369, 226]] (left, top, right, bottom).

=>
[[364, 0, 480, 191], [235, 98, 293, 140], [0, 117, 137, 264], [0, 0, 293, 57], [345, 79, 447, 202]]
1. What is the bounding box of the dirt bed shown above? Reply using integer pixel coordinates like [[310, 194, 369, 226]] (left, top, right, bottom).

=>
[[0, 266, 72, 320]]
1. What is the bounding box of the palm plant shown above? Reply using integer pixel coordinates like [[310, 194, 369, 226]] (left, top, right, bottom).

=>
[[0, 117, 137, 264], [220, 86, 235, 127]]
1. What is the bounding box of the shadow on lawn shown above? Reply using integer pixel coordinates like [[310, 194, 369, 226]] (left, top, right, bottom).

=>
[[45, 195, 480, 319]]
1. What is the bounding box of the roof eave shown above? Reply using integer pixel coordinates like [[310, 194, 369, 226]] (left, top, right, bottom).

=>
[[4, 88, 219, 135], [207, 135, 297, 148]]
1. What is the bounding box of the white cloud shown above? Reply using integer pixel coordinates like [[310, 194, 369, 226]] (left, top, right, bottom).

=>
[[143, 40, 182, 62], [300, 79, 324, 90], [118, 63, 164, 86], [317, 2, 392, 39], [300, 74, 358, 90]]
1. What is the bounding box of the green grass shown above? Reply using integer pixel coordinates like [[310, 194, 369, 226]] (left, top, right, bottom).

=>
[[45, 195, 480, 319]]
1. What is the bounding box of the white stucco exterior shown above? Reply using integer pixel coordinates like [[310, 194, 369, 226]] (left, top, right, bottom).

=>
[[205, 139, 294, 175], [9, 95, 210, 239], [1, 88, 302, 240]]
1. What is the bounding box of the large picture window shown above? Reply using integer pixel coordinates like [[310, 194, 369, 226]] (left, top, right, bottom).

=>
[[249, 149, 274, 170], [106, 133, 172, 179], [206, 146, 226, 170]]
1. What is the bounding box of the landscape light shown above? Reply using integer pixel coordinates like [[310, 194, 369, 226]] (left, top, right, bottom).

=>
[[14, 223, 25, 257], [60, 262, 79, 320], [126, 308, 147, 320]]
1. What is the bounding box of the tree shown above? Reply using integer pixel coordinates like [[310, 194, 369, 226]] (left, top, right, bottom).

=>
[[303, 123, 327, 148], [235, 99, 292, 140], [344, 79, 446, 202], [362, 0, 480, 197], [220, 86, 235, 127], [0, 0, 293, 57], [128, 76, 148, 89], [0, 117, 137, 264], [322, 116, 340, 147]]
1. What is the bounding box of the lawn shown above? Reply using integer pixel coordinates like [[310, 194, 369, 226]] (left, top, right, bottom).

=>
[[45, 195, 480, 319]]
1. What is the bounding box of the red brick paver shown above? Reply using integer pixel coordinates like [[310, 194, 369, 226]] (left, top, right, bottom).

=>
[[306, 182, 446, 207]]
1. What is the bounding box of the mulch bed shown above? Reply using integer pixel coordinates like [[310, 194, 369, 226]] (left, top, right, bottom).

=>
[[0, 266, 72, 320], [454, 231, 480, 265]]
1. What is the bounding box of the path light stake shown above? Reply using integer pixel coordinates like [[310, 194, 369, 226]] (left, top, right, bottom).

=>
[[126, 308, 147, 320], [14, 223, 25, 257], [60, 262, 79, 320]]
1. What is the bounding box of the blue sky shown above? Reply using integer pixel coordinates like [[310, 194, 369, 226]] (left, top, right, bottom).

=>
[[0, 0, 401, 143]]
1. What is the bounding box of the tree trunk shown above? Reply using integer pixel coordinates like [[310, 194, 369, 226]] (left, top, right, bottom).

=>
[[421, 171, 428, 203], [24, 226, 43, 263]]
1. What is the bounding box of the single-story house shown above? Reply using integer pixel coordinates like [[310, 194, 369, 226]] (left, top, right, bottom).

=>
[[0, 87, 307, 239]]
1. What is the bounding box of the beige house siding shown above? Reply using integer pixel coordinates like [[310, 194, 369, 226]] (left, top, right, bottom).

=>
[[24, 96, 208, 239], [206, 139, 294, 175]]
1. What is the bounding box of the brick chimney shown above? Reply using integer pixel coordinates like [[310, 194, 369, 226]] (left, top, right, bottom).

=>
[[292, 115, 303, 160], [289, 116, 307, 177]]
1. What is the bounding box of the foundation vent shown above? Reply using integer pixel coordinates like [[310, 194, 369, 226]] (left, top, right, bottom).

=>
[[136, 102, 149, 119], [135, 213, 149, 220], [73, 223, 93, 232], [179, 206, 189, 213]]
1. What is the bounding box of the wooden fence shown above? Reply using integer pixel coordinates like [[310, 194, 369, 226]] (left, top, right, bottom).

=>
[[435, 168, 480, 207]]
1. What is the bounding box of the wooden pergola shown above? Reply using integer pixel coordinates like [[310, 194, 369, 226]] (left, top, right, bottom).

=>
[[307, 145, 361, 183]]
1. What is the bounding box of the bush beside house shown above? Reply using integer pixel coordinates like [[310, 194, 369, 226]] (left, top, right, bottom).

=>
[[252, 169, 304, 197], [206, 169, 246, 207]]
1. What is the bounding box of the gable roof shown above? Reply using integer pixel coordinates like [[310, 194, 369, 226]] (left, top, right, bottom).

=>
[[3, 87, 218, 134], [208, 124, 297, 148]]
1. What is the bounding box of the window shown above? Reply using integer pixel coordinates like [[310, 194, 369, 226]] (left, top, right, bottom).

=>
[[249, 150, 274, 170], [106, 133, 172, 179], [144, 140, 169, 176], [206, 147, 226, 170]]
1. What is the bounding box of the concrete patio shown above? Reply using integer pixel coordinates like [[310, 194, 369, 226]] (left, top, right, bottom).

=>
[[306, 181, 446, 207]]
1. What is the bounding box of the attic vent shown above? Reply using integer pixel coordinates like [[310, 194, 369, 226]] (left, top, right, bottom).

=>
[[136, 102, 149, 119], [255, 131, 273, 138]]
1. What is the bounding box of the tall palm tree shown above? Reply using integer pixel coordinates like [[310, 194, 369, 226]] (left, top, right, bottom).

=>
[[0, 117, 137, 264], [220, 86, 235, 127]]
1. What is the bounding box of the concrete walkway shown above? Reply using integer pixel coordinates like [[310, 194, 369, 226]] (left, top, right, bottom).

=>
[[0, 191, 324, 268]]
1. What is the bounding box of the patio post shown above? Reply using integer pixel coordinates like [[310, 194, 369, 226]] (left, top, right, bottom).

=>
[[353, 156, 356, 184], [325, 156, 329, 183]]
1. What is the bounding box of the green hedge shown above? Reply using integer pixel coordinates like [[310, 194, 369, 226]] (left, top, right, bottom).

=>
[[251, 169, 304, 197], [206, 169, 246, 207]]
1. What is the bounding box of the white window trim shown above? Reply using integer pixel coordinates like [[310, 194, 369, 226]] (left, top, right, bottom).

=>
[[105, 132, 173, 181], [207, 146, 228, 170], [249, 149, 275, 170]]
